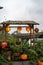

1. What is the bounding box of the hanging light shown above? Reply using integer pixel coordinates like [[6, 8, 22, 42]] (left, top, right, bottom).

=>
[[1, 41, 7, 48], [26, 26, 31, 32], [20, 54, 27, 60], [6, 26, 11, 32], [17, 26, 22, 32], [34, 28, 39, 33]]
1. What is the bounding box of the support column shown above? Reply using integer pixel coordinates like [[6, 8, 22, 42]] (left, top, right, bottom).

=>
[[30, 25, 34, 47]]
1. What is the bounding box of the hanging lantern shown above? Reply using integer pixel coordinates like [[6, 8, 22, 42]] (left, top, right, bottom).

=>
[[20, 54, 27, 60], [16, 41, 21, 45], [34, 28, 39, 33], [6, 26, 11, 32], [17, 26, 22, 32], [1, 41, 7, 48], [26, 26, 31, 32]]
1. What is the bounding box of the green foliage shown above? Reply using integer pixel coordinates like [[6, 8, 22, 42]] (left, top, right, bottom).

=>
[[0, 31, 43, 64], [0, 54, 9, 65], [22, 42, 29, 48], [35, 40, 43, 61], [27, 49, 38, 63], [6, 33, 17, 44], [12, 45, 21, 52], [0, 32, 17, 44], [39, 57, 43, 62]]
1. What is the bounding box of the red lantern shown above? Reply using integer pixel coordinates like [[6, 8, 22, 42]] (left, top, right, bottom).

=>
[[26, 26, 31, 32], [17, 26, 22, 32], [1, 41, 7, 48], [34, 28, 39, 33], [20, 54, 27, 60]]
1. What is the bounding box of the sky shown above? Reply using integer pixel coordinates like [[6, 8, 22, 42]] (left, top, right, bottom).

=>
[[0, 0, 43, 33]]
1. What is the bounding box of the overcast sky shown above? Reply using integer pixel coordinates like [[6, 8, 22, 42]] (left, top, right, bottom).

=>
[[0, 0, 43, 33]]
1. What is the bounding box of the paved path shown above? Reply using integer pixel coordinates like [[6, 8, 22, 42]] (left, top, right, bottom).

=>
[[7, 61, 37, 65]]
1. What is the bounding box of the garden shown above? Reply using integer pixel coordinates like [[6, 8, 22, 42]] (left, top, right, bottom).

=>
[[0, 20, 43, 65]]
